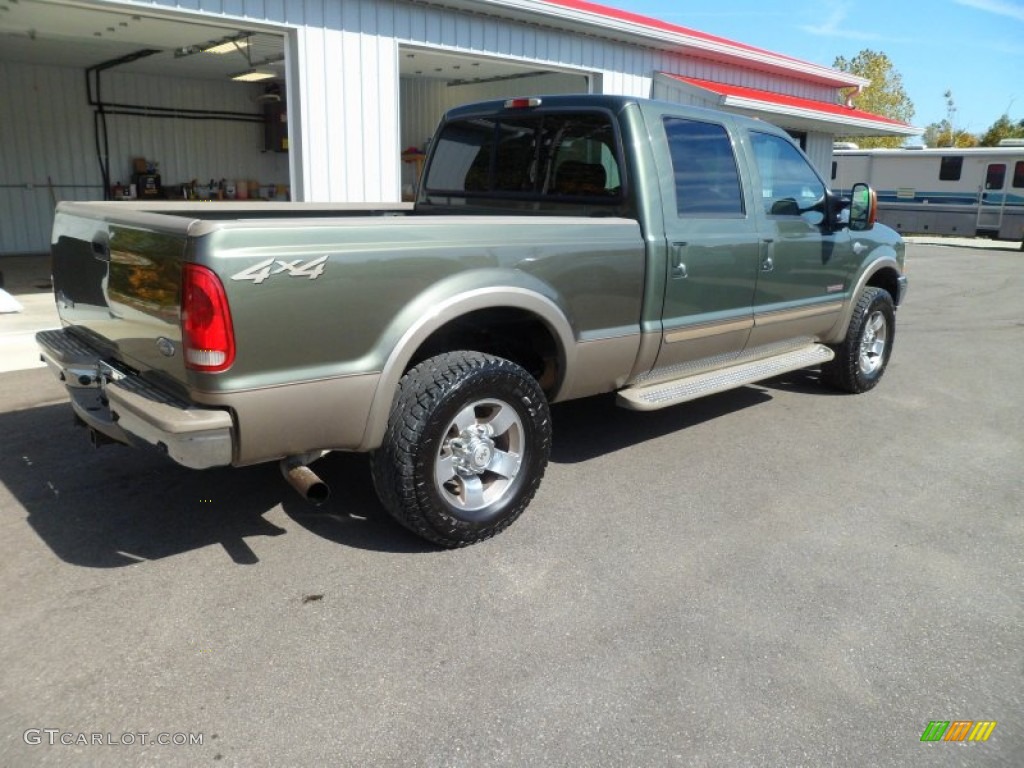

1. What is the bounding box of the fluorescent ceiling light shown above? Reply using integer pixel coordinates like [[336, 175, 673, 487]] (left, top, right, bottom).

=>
[[204, 38, 249, 54], [231, 69, 276, 82]]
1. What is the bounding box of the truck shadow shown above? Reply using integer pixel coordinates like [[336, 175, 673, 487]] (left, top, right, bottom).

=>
[[549, 386, 772, 463], [3, 382, 797, 565], [0, 401, 428, 566], [756, 368, 848, 397]]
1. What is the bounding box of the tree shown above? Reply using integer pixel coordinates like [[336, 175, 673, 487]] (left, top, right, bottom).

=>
[[923, 120, 979, 148], [979, 114, 1024, 146], [832, 50, 915, 148]]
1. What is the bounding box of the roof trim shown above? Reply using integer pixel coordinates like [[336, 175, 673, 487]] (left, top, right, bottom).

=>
[[660, 74, 920, 137], [474, 0, 868, 88]]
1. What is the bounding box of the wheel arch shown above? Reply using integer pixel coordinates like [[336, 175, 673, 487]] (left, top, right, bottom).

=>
[[824, 255, 902, 345], [359, 278, 576, 451]]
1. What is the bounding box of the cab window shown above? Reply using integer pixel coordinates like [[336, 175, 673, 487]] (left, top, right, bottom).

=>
[[750, 131, 826, 225], [424, 112, 623, 203]]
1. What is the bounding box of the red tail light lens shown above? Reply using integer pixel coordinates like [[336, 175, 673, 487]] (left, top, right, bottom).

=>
[[181, 263, 235, 372]]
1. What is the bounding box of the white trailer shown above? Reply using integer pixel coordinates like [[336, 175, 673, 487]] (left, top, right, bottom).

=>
[[831, 145, 1024, 242]]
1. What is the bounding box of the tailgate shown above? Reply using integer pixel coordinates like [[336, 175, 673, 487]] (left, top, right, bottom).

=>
[[51, 202, 195, 385]]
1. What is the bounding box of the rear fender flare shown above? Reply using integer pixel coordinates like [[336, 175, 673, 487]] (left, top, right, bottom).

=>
[[359, 273, 577, 451]]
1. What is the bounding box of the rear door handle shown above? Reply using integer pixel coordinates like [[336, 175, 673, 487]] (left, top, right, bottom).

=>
[[671, 241, 688, 279]]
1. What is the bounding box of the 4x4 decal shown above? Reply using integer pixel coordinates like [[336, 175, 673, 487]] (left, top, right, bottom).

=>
[[231, 256, 327, 284]]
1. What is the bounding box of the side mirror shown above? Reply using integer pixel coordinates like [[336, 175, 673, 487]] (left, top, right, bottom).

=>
[[849, 182, 877, 231]]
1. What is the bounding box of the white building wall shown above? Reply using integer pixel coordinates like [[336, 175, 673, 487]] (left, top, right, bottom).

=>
[[119, 0, 849, 198], [399, 72, 589, 150], [0, 59, 288, 254], [1, 0, 857, 253], [804, 133, 834, 180]]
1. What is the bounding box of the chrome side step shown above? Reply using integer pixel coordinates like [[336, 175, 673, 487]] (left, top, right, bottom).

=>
[[617, 343, 834, 411]]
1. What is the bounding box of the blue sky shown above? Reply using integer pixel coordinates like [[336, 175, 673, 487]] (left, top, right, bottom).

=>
[[622, 0, 1024, 135]]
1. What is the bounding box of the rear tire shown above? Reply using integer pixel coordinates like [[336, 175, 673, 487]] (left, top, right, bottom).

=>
[[822, 286, 895, 393], [370, 351, 551, 547]]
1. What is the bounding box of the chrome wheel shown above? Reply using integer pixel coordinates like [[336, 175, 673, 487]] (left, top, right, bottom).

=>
[[858, 310, 888, 375], [434, 399, 524, 514]]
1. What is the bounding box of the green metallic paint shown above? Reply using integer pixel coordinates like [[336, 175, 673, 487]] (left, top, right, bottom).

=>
[[188, 215, 645, 394]]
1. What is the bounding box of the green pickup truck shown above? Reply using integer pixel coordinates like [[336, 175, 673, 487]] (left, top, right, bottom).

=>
[[38, 94, 907, 547]]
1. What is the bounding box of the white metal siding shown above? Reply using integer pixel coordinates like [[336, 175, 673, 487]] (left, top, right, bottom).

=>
[[0, 60, 288, 254], [119, 0, 849, 192], [36, 0, 854, 223], [399, 72, 588, 149], [651, 74, 718, 109], [804, 133, 833, 180]]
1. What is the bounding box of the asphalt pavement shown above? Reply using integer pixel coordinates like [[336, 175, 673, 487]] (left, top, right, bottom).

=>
[[0, 242, 1020, 767]]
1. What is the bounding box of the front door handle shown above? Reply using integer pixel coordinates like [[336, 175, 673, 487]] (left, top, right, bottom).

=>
[[760, 238, 775, 273]]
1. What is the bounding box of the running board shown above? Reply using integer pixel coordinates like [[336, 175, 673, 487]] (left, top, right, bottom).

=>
[[617, 343, 834, 411]]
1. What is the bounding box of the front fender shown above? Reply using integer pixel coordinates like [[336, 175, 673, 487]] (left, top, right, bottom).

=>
[[358, 269, 578, 451], [824, 249, 903, 344]]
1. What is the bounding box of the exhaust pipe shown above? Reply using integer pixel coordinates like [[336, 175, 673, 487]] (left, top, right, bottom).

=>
[[280, 456, 330, 505]]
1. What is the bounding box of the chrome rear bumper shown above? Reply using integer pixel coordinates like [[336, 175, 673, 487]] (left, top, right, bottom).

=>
[[36, 328, 234, 469]]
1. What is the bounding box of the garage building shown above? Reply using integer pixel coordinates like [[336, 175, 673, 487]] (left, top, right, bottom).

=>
[[0, 0, 917, 255]]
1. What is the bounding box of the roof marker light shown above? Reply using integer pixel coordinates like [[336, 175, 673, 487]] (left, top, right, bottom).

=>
[[504, 98, 542, 109]]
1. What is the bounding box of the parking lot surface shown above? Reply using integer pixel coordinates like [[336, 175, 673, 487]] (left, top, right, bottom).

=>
[[0, 243, 1020, 766]]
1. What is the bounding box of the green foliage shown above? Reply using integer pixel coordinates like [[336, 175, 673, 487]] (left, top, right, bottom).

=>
[[923, 120, 980, 148], [979, 114, 1024, 146], [833, 49, 915, 149]]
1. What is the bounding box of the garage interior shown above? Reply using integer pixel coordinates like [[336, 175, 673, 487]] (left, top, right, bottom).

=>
[[1, 0, 594, 254]]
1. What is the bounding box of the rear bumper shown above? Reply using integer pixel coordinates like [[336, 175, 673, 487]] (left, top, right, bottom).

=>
[[36, 328, 234, 469]]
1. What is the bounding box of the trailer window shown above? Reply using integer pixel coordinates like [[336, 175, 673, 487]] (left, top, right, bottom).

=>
[[1014, 161, 1024, 188], [939, 156, 963, 181], [663, 117, 745, 217], [985, 164, 1006, 190]]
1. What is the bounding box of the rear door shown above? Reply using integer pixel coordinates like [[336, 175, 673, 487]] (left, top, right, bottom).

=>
[[744, 130, 859, 349], [652, 115, 760, 373]]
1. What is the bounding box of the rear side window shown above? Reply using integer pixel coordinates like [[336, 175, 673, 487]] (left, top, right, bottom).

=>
[[663, 117, 744, 217], [939, 156, 963, 181], [424, 112, 623, 203], [1014, 161, 1024, 189]]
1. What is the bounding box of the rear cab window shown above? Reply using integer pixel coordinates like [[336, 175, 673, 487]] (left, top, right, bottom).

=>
[[662, 117, 745, 217], [422, 110, 627, 215]]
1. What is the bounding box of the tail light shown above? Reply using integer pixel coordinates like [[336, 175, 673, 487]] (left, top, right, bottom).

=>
[[181, 263, 235, 372]]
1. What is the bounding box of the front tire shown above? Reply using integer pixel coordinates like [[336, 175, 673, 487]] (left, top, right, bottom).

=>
[[823, 286, 895, 393], [370, 351, 551, 547]]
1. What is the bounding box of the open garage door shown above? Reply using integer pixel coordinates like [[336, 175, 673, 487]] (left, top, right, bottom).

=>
[[398, 48, 591, 198], [0, 0, 292, 254]]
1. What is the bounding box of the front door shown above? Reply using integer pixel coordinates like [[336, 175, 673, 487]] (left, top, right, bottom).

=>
[[745, 130, 860, 349], [652, 115, 760, 375]]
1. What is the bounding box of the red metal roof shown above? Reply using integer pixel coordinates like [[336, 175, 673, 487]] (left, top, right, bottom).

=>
[[542, 0, 818, 67], [663, 74, 913, 129]]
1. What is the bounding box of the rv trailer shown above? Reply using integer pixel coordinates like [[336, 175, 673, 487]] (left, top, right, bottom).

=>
[[832, 144, 1024, 242]]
